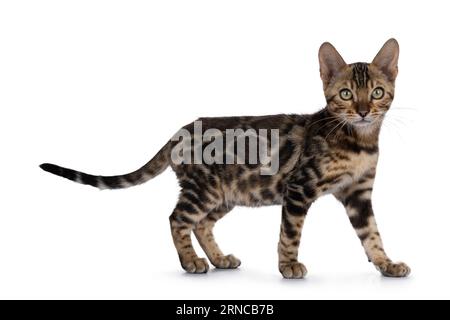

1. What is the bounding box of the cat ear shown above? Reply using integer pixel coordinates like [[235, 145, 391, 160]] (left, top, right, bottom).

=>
[[372, 38, 399, 81], [318, 42, 347, 87]]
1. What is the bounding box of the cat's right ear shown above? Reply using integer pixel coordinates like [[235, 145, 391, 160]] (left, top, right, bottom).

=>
[[318, 42, 347, 88], [371, 38, 399, 81]]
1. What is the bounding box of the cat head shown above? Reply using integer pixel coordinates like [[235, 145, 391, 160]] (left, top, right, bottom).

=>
[[318, 38, 399, 129]]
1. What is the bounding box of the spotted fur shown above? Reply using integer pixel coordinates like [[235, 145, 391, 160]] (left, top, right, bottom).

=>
[[41, 39, 409, 278]]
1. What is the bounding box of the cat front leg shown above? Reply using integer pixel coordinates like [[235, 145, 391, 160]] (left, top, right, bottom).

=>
[[334, 174, 410, 277], [278, 185, 312, 279]]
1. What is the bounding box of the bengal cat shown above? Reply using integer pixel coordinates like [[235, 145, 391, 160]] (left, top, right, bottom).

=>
[[40, 38, 410, 278]]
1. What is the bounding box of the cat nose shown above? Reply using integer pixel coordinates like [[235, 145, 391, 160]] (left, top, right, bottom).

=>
[[358, 110, 369, 118]]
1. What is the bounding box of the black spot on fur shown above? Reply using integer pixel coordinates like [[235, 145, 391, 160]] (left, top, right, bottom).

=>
[[259, 175, 273, 187], [346, 196, 373, 229], [276, 180, 285, 194], [261, 189, 274, 200], [302, 184, 316, 199], [238, 180, 248, 192], [248, 174, 259, 186]]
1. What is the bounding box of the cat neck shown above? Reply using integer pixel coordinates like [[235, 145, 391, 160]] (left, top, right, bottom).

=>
[[315, 108, 381, 146], [349, 121, 382, 146]]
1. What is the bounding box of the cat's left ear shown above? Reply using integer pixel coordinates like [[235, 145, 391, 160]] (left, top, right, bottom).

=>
[[372, 38, 399, 81]]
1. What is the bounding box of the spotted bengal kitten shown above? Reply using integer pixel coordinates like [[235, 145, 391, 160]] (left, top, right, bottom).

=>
[[41, 38, 410, 278]]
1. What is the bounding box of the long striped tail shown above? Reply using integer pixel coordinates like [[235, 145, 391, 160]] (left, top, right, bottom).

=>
[[40, 142, 171, 189]]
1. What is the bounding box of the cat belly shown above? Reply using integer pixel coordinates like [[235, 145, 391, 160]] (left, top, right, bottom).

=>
[[231, 190, 284, 207], [223, 170, 286, 207]]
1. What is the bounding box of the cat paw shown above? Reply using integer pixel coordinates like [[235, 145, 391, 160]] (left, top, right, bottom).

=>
[[182, 258, 210, 274], [212, 254, 241, 269], [377, 261, 410, 277], [279, 262, 308, 279]]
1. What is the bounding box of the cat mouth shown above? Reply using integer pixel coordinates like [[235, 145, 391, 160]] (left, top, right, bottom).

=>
[[352, 119, 372, 126]]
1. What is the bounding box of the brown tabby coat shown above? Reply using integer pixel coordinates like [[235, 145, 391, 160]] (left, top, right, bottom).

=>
[[41, 39, 410, 278]]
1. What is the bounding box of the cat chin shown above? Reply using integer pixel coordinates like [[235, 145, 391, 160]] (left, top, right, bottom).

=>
[[351, 120, 373, 127], [350, 120, 379, 133]]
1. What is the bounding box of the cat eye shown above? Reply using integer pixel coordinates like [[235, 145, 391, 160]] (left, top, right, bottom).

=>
[[371, 87, 384, 99], [339, 89, 353, 100]]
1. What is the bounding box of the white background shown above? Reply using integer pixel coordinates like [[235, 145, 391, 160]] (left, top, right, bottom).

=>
[[0, 0, 448, 299]]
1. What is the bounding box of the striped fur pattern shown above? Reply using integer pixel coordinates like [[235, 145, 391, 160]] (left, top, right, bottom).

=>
[[41, 39, 409, 278], [352, 62, 370, 88], [41, 142, 171, 189]]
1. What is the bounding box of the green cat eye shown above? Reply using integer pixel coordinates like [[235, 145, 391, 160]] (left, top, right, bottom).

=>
[[339, 89, 353, 100], [371, 87, 384, 99]]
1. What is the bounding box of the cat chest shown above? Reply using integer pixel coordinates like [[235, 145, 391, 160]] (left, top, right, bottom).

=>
[[317, 151, 378, 193]]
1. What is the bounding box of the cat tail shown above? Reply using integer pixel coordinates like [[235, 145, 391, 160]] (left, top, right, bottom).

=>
[[40, 142, 172, 190]]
